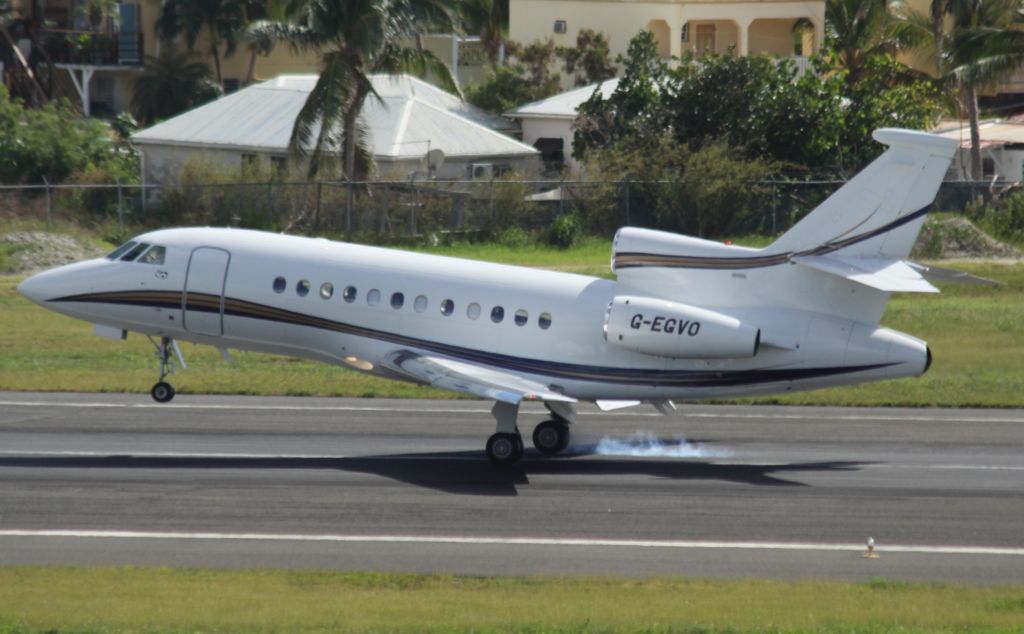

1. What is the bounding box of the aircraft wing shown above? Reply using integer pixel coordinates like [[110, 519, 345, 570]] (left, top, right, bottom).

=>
[[383, 351, 577, 405]]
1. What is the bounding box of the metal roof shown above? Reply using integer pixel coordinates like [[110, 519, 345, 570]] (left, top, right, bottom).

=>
[[132, 74, 537, 159], [934, 121, 1024, 149], [506, 78, 620, 119]]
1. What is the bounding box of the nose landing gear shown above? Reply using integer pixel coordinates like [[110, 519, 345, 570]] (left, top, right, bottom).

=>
[[148, 336, 185, 403]]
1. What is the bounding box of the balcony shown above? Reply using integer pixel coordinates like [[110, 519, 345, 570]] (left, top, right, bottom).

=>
[[37, 28, 142, 66]]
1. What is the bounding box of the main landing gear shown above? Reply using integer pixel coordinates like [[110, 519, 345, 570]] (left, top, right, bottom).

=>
[[148, 336, 184, 403], [484, 401, 574, 465]]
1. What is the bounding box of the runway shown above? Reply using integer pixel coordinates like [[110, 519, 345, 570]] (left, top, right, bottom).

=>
[[1, 392, 1022, 583]]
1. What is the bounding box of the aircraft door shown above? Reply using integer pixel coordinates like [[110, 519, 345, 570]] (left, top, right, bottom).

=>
[[183, 247, 230, 336]]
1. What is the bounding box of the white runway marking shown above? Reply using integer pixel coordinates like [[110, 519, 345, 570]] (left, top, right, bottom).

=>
[[0, 530, 1021, 556], [3, 399, 1024, 424]]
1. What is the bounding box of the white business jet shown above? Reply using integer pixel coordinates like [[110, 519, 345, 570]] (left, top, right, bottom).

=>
[[19, 129, 957, 464]]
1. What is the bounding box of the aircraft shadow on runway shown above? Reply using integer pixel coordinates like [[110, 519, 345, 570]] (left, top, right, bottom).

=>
[[0, 450, 869, 497]]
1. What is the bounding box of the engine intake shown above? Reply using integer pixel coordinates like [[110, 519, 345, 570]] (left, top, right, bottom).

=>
[[603, 295, 760, 359]]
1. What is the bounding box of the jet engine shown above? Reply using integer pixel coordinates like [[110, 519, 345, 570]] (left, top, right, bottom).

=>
[[603, 296, 760, 359]]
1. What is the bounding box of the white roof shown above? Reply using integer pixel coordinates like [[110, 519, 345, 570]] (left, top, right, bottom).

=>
[[506, 78, 620, 120], [934, 120, 1024, 148], [132, 74, 537, 160]]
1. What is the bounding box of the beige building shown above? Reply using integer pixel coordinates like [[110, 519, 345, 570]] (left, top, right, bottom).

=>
[[3, 1, 485, 116], [510, 0, 825, 69]]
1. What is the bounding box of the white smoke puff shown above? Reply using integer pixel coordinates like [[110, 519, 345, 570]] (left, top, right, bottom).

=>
[[580, 431, 731, 458]]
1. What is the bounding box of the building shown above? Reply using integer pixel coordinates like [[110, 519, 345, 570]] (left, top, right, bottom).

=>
[[132, 74, 539, 184], [510, 0, 825, 71], [2, 0, 487, 116], [506, 78, 619, 174], [934, 121, 1024, 183]]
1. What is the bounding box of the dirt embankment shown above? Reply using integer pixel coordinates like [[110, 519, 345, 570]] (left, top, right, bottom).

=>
[[1, 232, 107, 275]]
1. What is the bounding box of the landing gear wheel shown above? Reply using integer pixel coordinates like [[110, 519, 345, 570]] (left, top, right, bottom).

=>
[[533, 419, 570, 455], [486, 432, 524, 465], [151, 381, 175, 403]]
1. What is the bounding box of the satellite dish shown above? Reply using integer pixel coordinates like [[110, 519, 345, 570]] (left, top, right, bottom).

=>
[[426, 148, 445, 175]]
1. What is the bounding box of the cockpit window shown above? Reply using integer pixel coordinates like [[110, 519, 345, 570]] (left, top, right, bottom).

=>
[[138, 246, 166, 265], [120, 242, 151, 262], [106, 241, 137, 260]]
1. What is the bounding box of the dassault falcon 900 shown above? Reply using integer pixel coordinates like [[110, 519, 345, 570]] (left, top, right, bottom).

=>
[[19, 129, 958, 464]]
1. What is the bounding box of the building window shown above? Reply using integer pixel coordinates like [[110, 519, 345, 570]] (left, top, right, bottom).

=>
[[320, 282, 334, 299], [491, 306, 504, 323], [273, 277, 286, 293], [367, 289, 381, 306], [241, 153, 259, 174], [467, 302, 481, 320], [553, 19, 567, 34], [538, 312, 552, 330], [391, 292, 404, 309], [270, 156, 287, 175], [440, 299, 454, 316], [296, 280, 310, 297], [514, 309, 528, 326]]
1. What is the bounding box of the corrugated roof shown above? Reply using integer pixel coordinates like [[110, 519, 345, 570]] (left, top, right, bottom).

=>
[[132, 74, 536, 159], [934, 121, 1024, 148], [506, 78, 620, 119]]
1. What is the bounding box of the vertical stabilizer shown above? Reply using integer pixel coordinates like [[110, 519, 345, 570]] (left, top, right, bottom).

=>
[[767, 129, 958, 260]]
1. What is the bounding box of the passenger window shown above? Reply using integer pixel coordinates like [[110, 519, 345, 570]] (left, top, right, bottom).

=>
[[273, 277, 286, 293], [514, 309, 528, 326], [120, 242, 150, 261], [367, 289, 381, 306], [320, 282, 334, 299], [296, 280, 310, 297], [139, 246, 166, 265], [391, 292, 404, 309], [106, 241, 137, 260], [538, 312, 552, 330], [440, 299, 454, 316], [414, 295, 428, 313], [343, 286, 357, 303], [467, 303, 481, 320], [491, 306, 504, 323]]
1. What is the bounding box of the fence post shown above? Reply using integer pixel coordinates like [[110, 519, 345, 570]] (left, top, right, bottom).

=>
[[314, 182, 322, 232], [411, 177, 418, 236], [624, 180, 631, 225], [116, 179, 124, 234], [771, 181, 777, 235], [346, 180, 353, 241], [42, 176, 52, 231]]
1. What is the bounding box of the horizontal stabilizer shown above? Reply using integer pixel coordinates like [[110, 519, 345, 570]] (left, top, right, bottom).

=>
[[792, 255, 938, 293]]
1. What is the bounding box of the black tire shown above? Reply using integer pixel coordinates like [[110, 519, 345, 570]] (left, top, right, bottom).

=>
[[532, 419, 570, 455], [486, 433, 523, 464], [151, 381, 175, 403]]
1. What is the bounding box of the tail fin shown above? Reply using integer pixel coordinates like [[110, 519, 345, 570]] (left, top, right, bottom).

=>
[[767, 129, 958, 260]]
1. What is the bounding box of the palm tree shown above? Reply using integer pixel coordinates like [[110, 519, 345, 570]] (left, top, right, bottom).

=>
[[155, 0, 259, 87], [131, 49, 221, 125], [459, 0, 508, 66], [825, 0, 912, 85], [895, 0, 1020, 180], [250, 0, 460, 179]]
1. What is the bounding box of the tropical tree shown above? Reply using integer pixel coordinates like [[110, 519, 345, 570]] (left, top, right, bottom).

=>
[[251, 0, 460, 179], [458, 0, 508, 66], [824, 0, 915, 85], [895, 0, 1021, 179], [131, 49, 221, 125], [557, 29, 616, 87], [155, 0, 260, 87]]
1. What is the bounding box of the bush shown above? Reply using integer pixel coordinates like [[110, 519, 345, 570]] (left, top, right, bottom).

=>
[[546, 212, 582, 248]]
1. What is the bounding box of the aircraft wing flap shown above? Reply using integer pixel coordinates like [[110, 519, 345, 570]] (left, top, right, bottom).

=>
[[384, 351, 577, 405], [792, 255, 938, 293]]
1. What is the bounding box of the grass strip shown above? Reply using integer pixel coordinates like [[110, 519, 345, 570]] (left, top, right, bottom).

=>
[[0, 567, 1023, 633], [1, 249, 1022, 406]]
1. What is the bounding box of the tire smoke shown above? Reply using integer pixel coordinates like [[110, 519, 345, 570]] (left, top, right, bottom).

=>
[[571, 431, 731, 458]]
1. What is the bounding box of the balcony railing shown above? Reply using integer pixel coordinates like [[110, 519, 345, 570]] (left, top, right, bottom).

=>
[[36, 29, 143, 66]]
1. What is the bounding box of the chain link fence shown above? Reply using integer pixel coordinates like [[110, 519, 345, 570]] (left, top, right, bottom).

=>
[[0, 178, 1014, 243]]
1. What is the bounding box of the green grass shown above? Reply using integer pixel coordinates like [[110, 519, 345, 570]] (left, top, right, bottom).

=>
[[0, 567, 1022, 633], [1, 246, 1022, 406]]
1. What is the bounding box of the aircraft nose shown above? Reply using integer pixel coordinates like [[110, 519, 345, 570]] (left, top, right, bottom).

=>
[[17, 271, 51, 305]]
